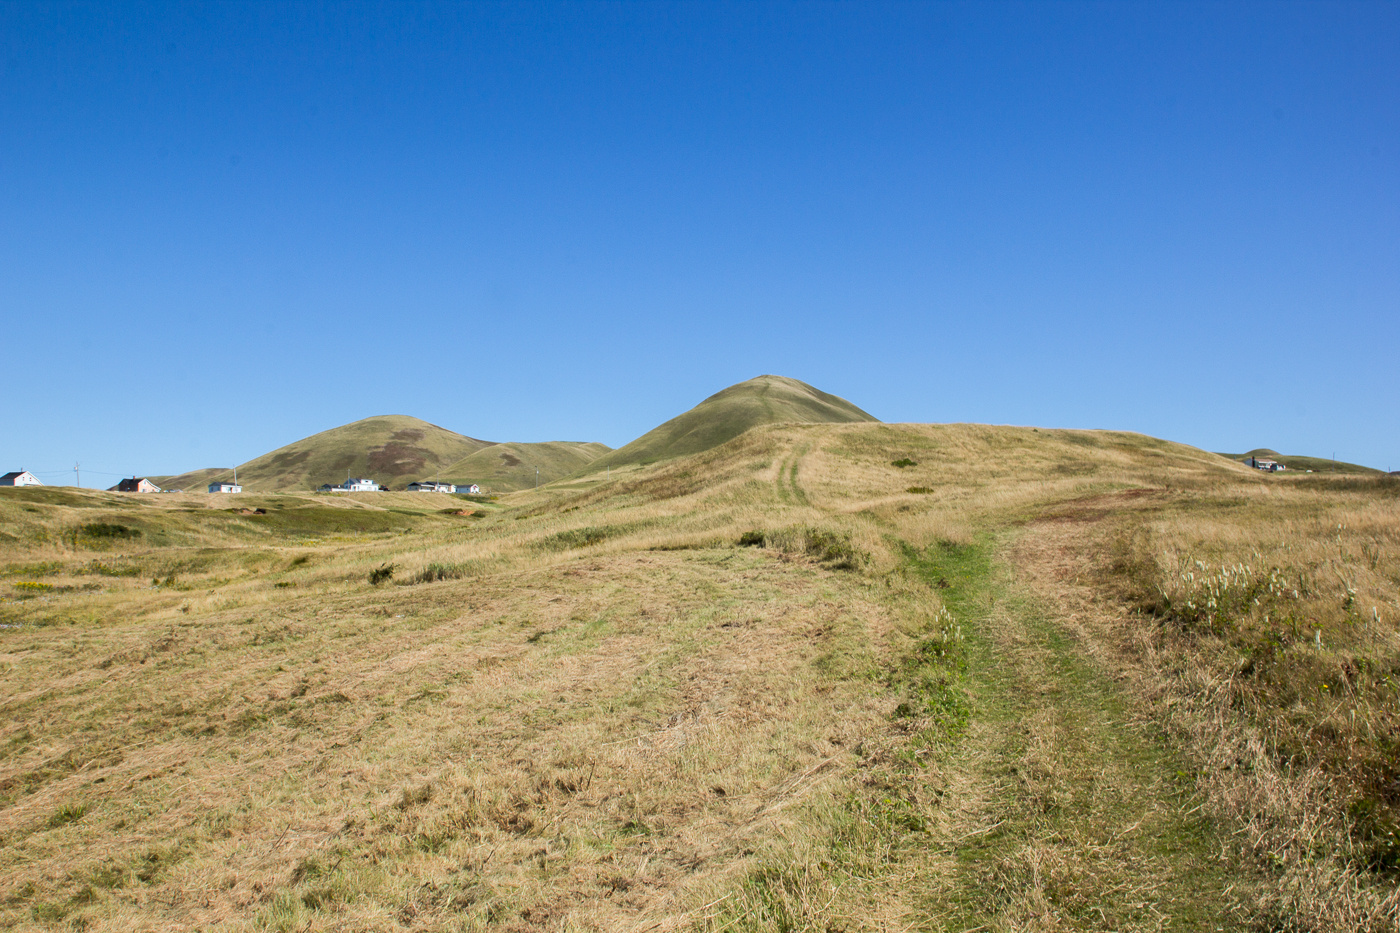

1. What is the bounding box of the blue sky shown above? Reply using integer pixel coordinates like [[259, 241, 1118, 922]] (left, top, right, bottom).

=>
[[3, 0, 1397, 483]]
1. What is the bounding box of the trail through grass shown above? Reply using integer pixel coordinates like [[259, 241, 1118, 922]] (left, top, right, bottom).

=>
[[917, 535, 1251, 930]]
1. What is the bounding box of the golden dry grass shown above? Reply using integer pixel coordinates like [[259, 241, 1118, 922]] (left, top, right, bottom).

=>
[[1, 422, 1396, 931]]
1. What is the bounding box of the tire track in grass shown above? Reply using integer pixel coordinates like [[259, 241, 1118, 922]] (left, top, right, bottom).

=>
[[910, 536, 1255, 931], [787, 446, 810, 508]]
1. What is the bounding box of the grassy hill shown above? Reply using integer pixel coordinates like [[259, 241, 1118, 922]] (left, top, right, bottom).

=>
[[1219, 447, 1382, 474], [153, 415, 495, 493], [4, 422, 1398, 929], [437, 440, 611, 493], [580, 374, 878, 474]]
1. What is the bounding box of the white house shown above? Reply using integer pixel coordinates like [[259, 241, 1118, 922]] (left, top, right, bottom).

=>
[[407, 481, 456, 493], [1244, 457, 1286, 473], [0, 471, 43, 487], [208, 481, 243, 493], [343, 478, 381, 492], [463, 484, 481, 494]]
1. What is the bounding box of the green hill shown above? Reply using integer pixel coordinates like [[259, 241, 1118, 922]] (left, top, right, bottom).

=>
[[154, 415, 496, 493], [439, 441, 612, 493], [1219, 448, 1381, 475], [580, 375, 879, 474]]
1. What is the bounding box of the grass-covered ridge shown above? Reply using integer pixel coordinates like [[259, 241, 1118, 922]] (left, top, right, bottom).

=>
[[1219, 447, 1383, 474], [578, 374, 879, 475], [437, 440, 612, 493], [152, 417, 612, 495], [1, 422, 1396, 930]]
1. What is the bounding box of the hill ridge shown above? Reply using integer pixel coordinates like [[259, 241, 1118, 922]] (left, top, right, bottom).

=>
[[579, 375, 879, 475]]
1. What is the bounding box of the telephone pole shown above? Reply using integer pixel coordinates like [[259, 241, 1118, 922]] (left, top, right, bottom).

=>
[[74, 462, 80, 488]]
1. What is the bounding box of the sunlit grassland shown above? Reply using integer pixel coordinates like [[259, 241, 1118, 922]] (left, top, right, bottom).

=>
[[0, 422, 1396, 931]]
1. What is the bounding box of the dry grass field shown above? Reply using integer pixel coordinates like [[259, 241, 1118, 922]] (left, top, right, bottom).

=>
[[2, 423, 1397, 931]]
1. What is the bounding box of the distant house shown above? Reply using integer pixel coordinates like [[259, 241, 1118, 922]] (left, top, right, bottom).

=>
[[318, 483, 342, 493], [110, 477, 161, 493], [462, 484, 481, 495], [343, 478, 381, 492], [208, 481, 243, 493], [407, 481, 456, 493], [1244, 457, 1286, 473], [0, 471, 42, 487]]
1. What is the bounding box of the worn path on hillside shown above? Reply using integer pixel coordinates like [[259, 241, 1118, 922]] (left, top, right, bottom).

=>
[[908, 526, 1255, 931]]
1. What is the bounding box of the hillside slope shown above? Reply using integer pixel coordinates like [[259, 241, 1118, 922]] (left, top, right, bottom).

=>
[[1219, 447, 1381, 474], [155, 415, 495, 492], [5, 423, 1397, 928], [581, 374, 878, 474], [438, 441, 611, 493]]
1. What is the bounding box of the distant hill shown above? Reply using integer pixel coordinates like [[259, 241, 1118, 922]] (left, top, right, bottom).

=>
[[154, 416, 495, 493], [580, 375, 879, 474], [1219, 448, 1381, 475], [439, 441, 612, 493]]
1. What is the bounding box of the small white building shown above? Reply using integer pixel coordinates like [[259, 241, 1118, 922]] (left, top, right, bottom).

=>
[[208, 481, 243, 493], [407, 481, 456, 493], [1245, 457, 1286, 473], [0, 471, 43, 487], [343, 478, 381, 492], [463, 484, 481, 494]]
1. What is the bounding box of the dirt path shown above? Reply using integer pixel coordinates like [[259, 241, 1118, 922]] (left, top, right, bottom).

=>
[[914, 532, 1256, 931]]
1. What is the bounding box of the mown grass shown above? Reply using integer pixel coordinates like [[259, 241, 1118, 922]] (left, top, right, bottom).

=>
[[0, 423, 1394, 930]]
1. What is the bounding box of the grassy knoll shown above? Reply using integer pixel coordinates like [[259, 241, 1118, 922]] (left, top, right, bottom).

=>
[[438, 442, 613, 494], [579, 375, 878, 475], [1219, 448, 1383, 475], [1, 424, 1396, 931], [153, 415, 497, 493]]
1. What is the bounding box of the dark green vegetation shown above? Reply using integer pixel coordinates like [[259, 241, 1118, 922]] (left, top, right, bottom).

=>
[[579, 374, 879, 474]]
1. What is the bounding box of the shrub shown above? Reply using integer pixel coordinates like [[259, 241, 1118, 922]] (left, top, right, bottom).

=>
[[892, 458, 917, 468], [907, 487, 933, 494], [79, 523, 140, 539], [368, 563, 395, 586], [737, 531, 765, 547]]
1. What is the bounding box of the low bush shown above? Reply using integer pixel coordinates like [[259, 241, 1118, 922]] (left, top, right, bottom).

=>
[[79, 523, 140, 540], [737, 530, 765, 547], [368, 563, 395, 586], [891, 458, 917, 468]]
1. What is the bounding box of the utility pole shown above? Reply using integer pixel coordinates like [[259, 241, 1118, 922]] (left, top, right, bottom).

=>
[[536, 468, 539, 489], [74, 462, 80, 488]]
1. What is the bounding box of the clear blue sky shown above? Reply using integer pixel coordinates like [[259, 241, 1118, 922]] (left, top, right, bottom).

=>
[[4, 0, 1397, 484]]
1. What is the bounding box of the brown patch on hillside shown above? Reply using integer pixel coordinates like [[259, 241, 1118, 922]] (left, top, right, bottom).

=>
[[367, 443, 432, 475], [391, 429, 426, 443], [268, 450, 310, 469], [499, 452, 523, 467]]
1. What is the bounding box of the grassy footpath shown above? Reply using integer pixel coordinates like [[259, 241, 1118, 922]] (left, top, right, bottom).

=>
[[704, 533, 1256, 932], [919, 535, 1252, 930]]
